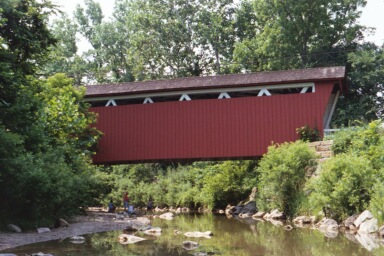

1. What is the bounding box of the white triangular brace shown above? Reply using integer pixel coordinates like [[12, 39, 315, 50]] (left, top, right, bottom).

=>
[[143, 97, 154, 104], [106, 99, 117, 106], [218, 92, 231, 99], [300, 87, 309, 93], [179, 94, 191, 101], [257, 89, 271, 96]]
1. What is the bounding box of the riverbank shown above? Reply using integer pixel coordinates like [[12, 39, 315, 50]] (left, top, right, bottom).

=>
[[0, 209, 150, 251]]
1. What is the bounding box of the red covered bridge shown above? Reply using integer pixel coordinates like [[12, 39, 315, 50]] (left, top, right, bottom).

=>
[[84, 66, 346, 164]]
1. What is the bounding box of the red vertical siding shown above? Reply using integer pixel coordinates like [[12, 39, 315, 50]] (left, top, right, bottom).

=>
[[90, 82, 334, 164]]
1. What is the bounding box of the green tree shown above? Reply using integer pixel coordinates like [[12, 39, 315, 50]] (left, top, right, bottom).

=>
[[43, 14, 90, 85], [73, 0, 135, 83], [333, 44, 384, 126], [234, 0, 367, 71]]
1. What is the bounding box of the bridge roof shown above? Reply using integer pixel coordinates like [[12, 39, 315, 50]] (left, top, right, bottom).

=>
[[84, 66, 346, 98]]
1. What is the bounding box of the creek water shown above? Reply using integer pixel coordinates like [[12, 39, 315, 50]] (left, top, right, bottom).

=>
[[4, 213, 384, 255]]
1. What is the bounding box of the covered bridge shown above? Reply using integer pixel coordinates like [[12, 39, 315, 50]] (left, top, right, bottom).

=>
[[84, 66, 346, 164]]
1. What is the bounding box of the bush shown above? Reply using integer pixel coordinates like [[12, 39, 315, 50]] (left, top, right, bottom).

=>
[[256, 141, 317, 217], [369, 178, 384, 223], [296, 125, 321, 142], [306, 154, 377, 221]]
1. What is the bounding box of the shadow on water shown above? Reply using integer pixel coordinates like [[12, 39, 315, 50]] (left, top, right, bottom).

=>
[[3, 213, 384, 256]]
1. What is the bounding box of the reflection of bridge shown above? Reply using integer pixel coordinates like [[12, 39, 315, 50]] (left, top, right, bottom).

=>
[[84, 66, 346, 164]]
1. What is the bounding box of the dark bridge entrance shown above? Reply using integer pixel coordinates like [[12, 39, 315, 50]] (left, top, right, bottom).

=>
[[84, 66, 346, 164]]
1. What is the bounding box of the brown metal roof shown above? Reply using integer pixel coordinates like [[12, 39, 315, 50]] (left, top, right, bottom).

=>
[[84, 66, 346, 98]]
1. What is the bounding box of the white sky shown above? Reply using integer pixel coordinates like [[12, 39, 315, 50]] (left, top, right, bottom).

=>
[[52, 0, 384, 47]]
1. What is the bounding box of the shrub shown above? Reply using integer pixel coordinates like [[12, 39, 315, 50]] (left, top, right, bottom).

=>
[[256, 141, 317, 217], [306, 154, 377, 221], [369, 179, 384, 223], [296, 125, 321, 142]]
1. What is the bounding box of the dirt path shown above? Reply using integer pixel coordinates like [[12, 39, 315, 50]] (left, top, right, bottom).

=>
[[0, 210, 150, 252]]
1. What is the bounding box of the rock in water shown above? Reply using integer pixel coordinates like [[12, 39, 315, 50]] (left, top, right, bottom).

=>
[[7, 224, 21, 233], [184, 231, 213, 239], [183, 241, 199, 250], [118, 234, 146, 244]]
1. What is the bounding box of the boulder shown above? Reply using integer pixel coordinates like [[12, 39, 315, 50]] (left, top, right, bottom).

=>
[[355, 233, 380, 251], [342, 215, 358, 229], [225, 205, 236, 215], [239, 201, 257, 215], [143, 227, 162, 236], [358, 218, 378, 234], [354, 210, 373, 228], [118, 234, 146, 244], [124, 220, 152, 231], [184, 231, 213, 239], [7, 224, 21, 233], [239, 212, 253, 218], [316, 218, 339, 232], [36, 227, 50, 234], [159, 212, 175, 220], [264, 209, 285, 220], [233, 205, 244, 215], [252, 212, 266, 219]]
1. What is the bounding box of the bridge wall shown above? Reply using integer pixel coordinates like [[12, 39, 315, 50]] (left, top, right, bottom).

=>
[[90, 81, 334, 164]]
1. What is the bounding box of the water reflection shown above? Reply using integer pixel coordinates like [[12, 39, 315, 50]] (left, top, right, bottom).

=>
[[3, 213, 383, 256]]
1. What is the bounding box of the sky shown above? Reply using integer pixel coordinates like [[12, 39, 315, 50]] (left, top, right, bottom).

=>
[[52, 0, 384, 47]]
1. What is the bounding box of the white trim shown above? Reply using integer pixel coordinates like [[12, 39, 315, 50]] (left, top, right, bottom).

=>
[[257, 89, 271, 96], [85, 82, 315, 102], [218, 92, 231, 99], [143, 97, 154, 104], [179, 94, 191, 101], [300, 87, 309, 93], [325, 90, 340, 129], [105, 99, 117, 106]]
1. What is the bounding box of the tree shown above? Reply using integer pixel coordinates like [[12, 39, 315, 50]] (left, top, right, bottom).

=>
[[234, 0, 367, 71], [0, 1, 104, 228], [333, 44, 384, 126], [0, 0, 56, 108], [196, 0, 237, 74], [42, 14, 90, 85]]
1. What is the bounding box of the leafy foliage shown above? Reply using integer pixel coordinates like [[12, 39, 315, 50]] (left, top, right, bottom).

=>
[[103, 161, 257, 210], [296, 125, 321, 142], [306, 154, 376, 221], [333, 44, 384, 126], [306, 120, 384, 221], [256, 141, 317, 217], [234, 0, 366, 71]]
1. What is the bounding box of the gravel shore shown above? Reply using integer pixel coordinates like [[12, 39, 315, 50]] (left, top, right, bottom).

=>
[[0, 210, 150, 252]]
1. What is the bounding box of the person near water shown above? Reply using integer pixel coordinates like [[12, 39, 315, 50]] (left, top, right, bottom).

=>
[[123, 191, 129, 211], [108, 200, 116, 213], [147, 197, 153, 211]]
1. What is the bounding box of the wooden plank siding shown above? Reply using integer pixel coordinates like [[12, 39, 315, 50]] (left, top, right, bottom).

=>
[[90, 81, 334, 164]]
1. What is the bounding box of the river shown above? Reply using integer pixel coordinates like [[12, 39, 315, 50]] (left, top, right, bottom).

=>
[[4, 213, 383, 255]]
